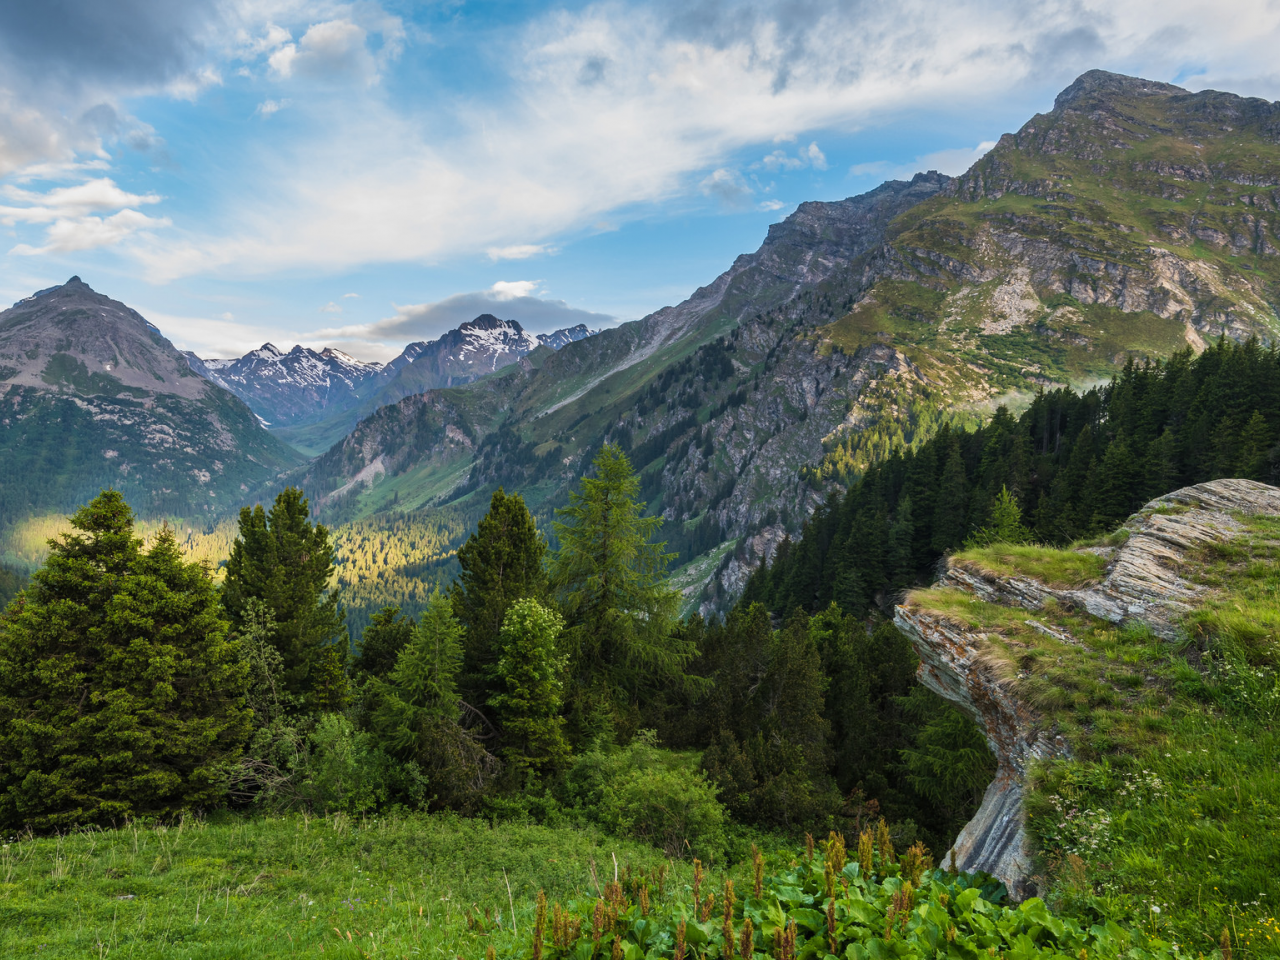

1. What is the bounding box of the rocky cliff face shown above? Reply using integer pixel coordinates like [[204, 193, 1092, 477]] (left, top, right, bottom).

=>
[[893, 478, 1280, 898]]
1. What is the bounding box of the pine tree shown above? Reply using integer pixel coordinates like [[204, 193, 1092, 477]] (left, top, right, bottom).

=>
[[964, 486, 1031, 548], [887, 496, 915, 588], [931, 443, 969, 552], [549, 444, 691, 737], [1236, 410, 1274, 481], [222, 487, 347, 705], [450, 488, 547, 706], [370, 592, 492, 810], [1089, 431, 1140, 531], [353, 606, 416, 680], [488, 598, 571, 782], [0, 493, 251, 830]]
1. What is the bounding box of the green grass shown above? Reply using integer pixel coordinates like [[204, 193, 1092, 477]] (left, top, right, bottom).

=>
[[953, 543, 1108, 589], [0, 812, 702, 959]]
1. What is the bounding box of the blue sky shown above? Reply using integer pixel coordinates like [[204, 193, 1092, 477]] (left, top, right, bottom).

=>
[[1, 0, 1279, 361]]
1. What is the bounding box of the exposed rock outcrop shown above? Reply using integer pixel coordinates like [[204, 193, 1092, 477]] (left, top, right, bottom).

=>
[[894, 479, 1280, 899]]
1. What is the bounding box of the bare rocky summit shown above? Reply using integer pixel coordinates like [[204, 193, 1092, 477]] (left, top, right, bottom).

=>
[[894, 479, 1280, 898]]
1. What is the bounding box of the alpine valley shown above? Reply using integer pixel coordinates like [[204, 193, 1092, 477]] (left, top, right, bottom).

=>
[[3, 69, 1280, 637]]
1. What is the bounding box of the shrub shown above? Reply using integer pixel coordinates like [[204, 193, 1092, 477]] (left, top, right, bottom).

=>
[[566, 731, 725, 859]]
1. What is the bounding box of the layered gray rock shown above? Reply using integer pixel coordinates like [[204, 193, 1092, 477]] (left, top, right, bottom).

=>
[[894, 479, 1280, 898]]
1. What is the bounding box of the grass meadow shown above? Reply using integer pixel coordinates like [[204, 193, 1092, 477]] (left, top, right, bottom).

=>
[[0, 812, 715, 959]]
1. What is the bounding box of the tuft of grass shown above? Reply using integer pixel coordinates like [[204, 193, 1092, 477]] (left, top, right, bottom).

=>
[[953, 543, 1108, 589]]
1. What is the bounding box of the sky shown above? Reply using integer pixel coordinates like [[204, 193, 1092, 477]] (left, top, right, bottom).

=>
[[1, 1, 1280, 362]]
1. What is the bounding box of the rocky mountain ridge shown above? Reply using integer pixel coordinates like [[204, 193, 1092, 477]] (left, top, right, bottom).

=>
[[306, 70, 1280, 613], [205, 316, 597, 455], [893, 478, 1280, 898], [189, 342, 384, 427]]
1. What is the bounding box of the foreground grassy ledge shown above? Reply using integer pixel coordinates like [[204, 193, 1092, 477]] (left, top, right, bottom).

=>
[[897, 483, 1280, 957]]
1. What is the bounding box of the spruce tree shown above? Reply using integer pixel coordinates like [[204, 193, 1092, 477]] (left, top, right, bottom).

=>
[[931, 443, 969, 552], [222, 487, 347, 704], [370, 592, 493, 809], [450, 487, 547, 705], [353, 606, 416, 680], [488, 598, 571, 782], [964, 486, 1031, 548], [550, 444, 691, 738], [0, 493, 251, 830]]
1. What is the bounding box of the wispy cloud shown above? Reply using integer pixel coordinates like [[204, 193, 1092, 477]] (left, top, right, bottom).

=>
[[255, 98, 291, 117], [11, 209, 172, 255], [487, 243, 557, 261], [7, 0, 1280, 286], [850, 140, 999, 180]]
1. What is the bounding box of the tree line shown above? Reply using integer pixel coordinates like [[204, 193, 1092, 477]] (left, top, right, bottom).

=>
[[748, 337, 1280, 618], [0, 442, 991, 854]]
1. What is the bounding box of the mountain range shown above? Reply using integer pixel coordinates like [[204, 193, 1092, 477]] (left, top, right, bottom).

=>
[[186, 315, 595, 455], [2, 69, 1278, 622]]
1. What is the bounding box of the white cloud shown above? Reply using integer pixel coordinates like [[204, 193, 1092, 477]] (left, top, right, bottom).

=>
[[849, 140, 999, 182], [700, 168, 753, 207], [758, 199, 786, 211], [315, 281, 616, 347], [267, 16, 400, 84], [761, 141, 826, 172], [342, 291, 360, 298], [761, 150, 804, 172], [487, 243, 556, 261], [97, 0, 1280, 282], [805, 142, 828, 171], [0, 177, 162, 223], [320, 300, 343, 313], [489, 280, 541, 299], [255, 98, 291, 117], [11, 209, 172, 255]]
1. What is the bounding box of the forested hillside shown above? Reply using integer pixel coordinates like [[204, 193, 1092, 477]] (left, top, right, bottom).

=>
[[750, 337, 1280, 617], [0, 278, 302, 527]]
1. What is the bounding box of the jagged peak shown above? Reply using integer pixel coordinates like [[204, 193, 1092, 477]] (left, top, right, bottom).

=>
[[1053, 69, 1186, 112]]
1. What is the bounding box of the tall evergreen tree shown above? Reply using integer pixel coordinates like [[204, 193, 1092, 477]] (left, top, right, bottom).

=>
[[488, 598, 571, 782], [549, 444, 691, 738], [450, 487, 547, 706], [931, 443, 969, 553], [352, 606, 416, 681], [222, 487, 346, 705], [370, 593, 493, 810], [0, 492, 250, 830]]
